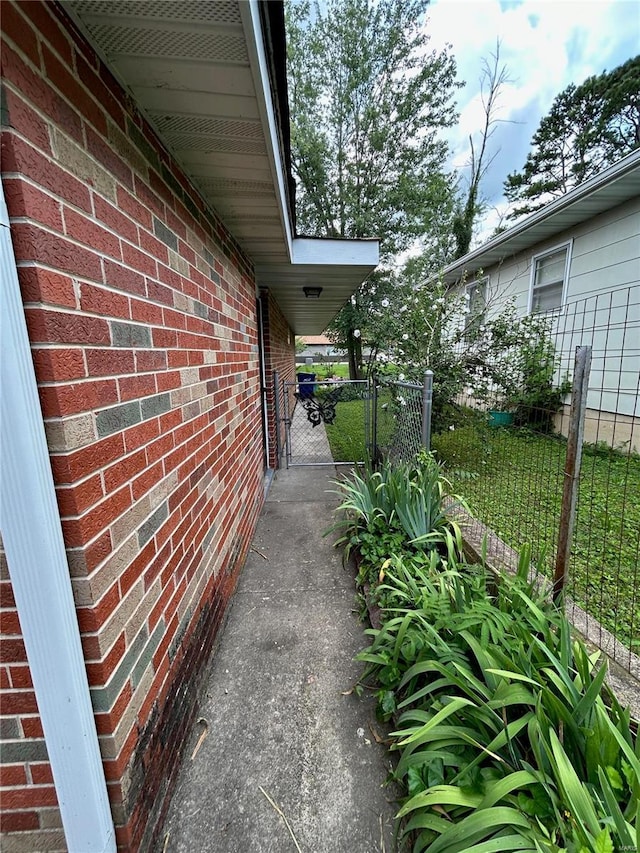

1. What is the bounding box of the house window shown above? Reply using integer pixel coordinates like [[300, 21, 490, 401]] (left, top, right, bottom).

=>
[[465, 277, 487, 335], [530, 243, 571, 313]]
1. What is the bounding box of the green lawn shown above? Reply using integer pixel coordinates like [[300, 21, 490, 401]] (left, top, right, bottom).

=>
[[324, 398, 369, 462], [327, 394, 640, 651], [433, 426, 640, 651], [296, 361, 350, 380], [324, 391, 396, 462]]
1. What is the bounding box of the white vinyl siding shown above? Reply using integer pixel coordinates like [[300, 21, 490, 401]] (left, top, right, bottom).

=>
[[459, 198, 639, 417], [529, 243, 571, 313], [480, 199, 639, 312], [564, 203, 639, 302]]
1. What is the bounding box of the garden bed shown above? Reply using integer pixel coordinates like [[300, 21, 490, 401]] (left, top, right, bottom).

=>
[[326, 389, 640, 653], [330, 456, 640, 852]]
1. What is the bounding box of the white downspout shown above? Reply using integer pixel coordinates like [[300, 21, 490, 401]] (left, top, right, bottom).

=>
[[0, 180, 116, 851]]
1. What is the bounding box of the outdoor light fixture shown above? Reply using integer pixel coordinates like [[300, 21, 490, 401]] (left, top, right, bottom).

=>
[[303, 286, 323, 299]]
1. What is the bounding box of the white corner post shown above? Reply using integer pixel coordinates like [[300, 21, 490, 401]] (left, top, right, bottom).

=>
[[0, 181, 116, 851]]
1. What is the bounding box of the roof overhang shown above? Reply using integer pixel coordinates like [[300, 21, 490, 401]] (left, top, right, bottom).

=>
[[440, 149, 640, 286], [259, 237, 379, 334], [63, 0, 379, 333]]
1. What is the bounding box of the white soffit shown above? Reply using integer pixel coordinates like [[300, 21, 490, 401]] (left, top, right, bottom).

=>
[[259, 237, 379, 334], [64, 0, 379, 333]]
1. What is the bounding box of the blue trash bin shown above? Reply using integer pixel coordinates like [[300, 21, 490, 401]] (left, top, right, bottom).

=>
[[297, 372, 316, 399]]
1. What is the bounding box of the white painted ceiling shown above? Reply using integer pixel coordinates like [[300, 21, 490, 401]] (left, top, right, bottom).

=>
[[64, 0, 378, 333]]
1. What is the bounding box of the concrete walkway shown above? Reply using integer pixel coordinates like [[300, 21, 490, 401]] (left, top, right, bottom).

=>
[[160, 464, 396, 852]]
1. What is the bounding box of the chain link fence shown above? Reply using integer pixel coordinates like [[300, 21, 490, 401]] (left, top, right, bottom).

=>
[[372, 373, 432, 465], [281, 377, 372, 466], [431, 286, 639, 672]]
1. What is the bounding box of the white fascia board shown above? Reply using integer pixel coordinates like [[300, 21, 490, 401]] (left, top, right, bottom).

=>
[[0, 183, 116, 853], [237, 5, 381, 277], [292, 237, 380, 268], [239, 0, 294, 257]]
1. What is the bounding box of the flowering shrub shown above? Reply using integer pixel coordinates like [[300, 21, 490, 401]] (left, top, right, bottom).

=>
[[373, 276, 570, 433]]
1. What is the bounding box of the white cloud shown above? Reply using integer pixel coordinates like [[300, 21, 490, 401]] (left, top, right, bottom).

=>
[[425, 0, 639, 209]]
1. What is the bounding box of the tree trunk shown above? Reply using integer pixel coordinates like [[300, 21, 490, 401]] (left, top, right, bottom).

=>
[[347, 329, 363, 380]]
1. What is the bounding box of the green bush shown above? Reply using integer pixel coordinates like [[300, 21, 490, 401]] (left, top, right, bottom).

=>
[[328, 453, 465, 588], [333, 457, 639, 852], [357, 549, 639, 853]]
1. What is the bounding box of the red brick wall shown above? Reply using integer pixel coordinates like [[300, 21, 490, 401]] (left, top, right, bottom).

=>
[[259, 289, 295, 468], [1, 2, 265, 848]]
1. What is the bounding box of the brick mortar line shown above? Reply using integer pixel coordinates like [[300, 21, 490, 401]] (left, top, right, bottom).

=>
[[23, 300, 253, 342], [6, 187, 242, 295], [80, 583, 163, 667], [47, 397, 256, 483]]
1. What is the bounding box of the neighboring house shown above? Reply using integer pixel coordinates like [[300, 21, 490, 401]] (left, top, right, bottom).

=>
[[440, 150, 640, 449], [0, 2, 378, 851], [296, 334, 340, 361]]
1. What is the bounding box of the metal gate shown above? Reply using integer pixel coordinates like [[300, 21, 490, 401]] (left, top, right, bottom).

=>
[[274, 370, 433, 469], [280, 377, 372, 467]]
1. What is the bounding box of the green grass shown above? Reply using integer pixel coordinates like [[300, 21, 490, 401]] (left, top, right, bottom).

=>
[[324, 396, 640, 651], [324, 398, 368, 461], [433, 425, 640, 651], [297, 361, 350, 380], [324, 391, 395, 462]]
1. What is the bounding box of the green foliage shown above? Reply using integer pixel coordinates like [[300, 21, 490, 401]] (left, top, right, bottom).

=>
[[287, 0, 459, 256], [323, 397, 368, 462], [328, 453, 465, 588], [452, 41, 511, 259], [331, 453, 639, 850], [308, 362, 350, 380], [286, 0, 461, 376], [472, 301, 571, 424], [376, 278, 570, 433], [496, 311, 572, 432], [355, 548, 639, 852], [433, 421, 640, 650], [324, 388, 398, 461], [431, 424, 491, 476], [504, 55, 640, 219]]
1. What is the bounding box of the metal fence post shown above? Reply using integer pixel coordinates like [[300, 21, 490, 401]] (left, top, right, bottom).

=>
[[273, 370, 280, 468], [371, 375, 378, 468], [421, 370, 434, 451], [553, 346, 591, 602]]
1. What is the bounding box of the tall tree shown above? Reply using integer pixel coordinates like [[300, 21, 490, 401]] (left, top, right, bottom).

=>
[[452, 40, 510, 259], [504, 56, 640, 220], [286, 0, 460, 377]]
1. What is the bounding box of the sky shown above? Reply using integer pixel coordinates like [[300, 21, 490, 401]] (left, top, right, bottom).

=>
[[424, 0, 640, 241]]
